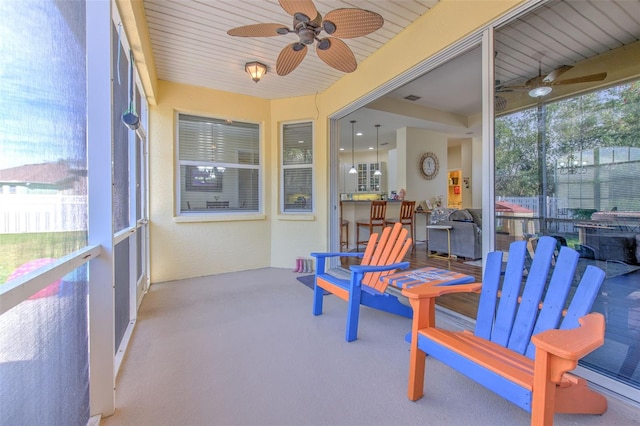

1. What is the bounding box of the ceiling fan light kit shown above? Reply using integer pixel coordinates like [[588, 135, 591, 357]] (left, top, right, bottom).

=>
[[529, 85, 552, 98], [228, 0, 384, 76], [245, 61, 267, 83]]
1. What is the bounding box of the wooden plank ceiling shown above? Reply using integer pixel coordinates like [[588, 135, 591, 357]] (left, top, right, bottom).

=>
[[140, 0, 640, 148], [143, 0, 439, 100]]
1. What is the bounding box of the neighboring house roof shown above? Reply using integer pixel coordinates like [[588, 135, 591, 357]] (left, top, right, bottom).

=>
[[0, 162, 81, 186], [495, 201, 533, 214]]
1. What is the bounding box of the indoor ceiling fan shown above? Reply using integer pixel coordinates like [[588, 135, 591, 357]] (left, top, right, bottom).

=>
[[227, 0, 384, 76], [497, 63, 607, 99]]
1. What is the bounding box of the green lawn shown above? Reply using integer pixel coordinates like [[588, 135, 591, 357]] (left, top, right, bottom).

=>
[[0, 231, 87, 284]]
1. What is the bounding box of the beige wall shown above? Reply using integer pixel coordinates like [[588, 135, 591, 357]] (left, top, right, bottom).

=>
[[448, 144, 462, 169], [460, 138, 476, 209], [120, 0, 523, 282], [471, 137, 483, 208], [404, 128, 450, 204], [448, 138, 477, 209], [149, 81, 272, 282], [338, 151, 389, 165], [268, 97, 326, 269]]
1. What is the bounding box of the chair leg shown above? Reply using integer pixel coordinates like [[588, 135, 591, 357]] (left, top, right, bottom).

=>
[[312, 258, 325, 316], [345, 284, 362, 342], [410, 223, 415, 253], [313, 281, 324, 316], [345, 223, 349, 249], [531, 350, 558, 426], [340, 223, 349, 250]]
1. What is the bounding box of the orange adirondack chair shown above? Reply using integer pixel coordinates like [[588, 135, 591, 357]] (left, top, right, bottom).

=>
[[311, 222, 413, 341], [403, 236, 607, 425]]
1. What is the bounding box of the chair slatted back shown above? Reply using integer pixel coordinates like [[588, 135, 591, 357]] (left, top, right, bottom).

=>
[[369, 200, 387, 224], [360, 223, 412, 292], [475, 236, 605, 359], [398, 201, 416, 223]]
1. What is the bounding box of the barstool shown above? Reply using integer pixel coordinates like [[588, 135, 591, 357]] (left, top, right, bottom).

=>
[[385, 200, 416, 252], [340, 201, 349, 251], [356, 200, 387, 251]]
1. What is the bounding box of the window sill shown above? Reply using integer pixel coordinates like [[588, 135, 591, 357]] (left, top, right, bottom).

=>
[[277, 213, 315, 221], [174, 212, 266, 223]]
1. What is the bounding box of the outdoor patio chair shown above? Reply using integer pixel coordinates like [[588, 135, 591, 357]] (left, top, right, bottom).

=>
[[311, 222, 412, 342], [403, 236, 607, 425]]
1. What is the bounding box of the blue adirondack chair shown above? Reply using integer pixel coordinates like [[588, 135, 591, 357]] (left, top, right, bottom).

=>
[[311, 222, 412, 342], [403, 236, 607, 425]]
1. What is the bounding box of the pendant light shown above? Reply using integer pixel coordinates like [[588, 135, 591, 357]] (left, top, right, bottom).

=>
[[373, 124, 382, 176], [348, 120, 357, 174]]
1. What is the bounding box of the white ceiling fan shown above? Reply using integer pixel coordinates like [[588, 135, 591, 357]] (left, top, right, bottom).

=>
[[497, 62, 607, 99]]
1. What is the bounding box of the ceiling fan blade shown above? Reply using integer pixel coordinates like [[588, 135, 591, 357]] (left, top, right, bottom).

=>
[[276, 43, 307, 76], [498, 85, 529, 92], [278, 0, 317, 20], [542, 65, 573, 83], [227, 23, 288, 37], [495, 95, 507, 112], [316, 37, 357, 73], [322, 9, 384, 38], [553, 72, 607, 85]]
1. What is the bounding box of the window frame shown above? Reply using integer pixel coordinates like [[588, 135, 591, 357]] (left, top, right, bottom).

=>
[[176, 112, 262, 217], [280, 120, 314, 214]]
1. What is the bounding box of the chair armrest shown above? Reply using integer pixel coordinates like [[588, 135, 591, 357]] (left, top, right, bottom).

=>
[[310, 252, 364, 260], [401, 282, 482, 299], [350, 261, 410, 274], [347, 262, 411, 290], [531, 313, 605, 361]]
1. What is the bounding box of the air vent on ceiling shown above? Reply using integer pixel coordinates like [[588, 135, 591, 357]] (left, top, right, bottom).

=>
[[404, 94, 421, 101]]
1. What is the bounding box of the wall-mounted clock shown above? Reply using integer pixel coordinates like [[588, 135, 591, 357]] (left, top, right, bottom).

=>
[[419, 152, 439, 180]]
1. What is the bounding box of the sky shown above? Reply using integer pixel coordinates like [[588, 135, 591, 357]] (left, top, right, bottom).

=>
[[0, 0, 86, 171]]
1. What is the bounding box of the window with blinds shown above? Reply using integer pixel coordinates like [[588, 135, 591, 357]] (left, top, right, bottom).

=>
[[281, 122, 313, 213], [178, 114, 260, 213]]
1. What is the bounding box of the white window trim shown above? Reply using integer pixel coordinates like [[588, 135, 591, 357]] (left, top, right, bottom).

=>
[[280, 120, 314, 216], [175, 112, 263, 217]]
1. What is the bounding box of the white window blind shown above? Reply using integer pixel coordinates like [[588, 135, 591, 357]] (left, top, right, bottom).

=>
[[178, 114, 260, 213]]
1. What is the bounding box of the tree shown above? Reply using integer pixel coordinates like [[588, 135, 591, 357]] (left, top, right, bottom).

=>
[[495, 109, 539, 196], [496, 80, 640, 201]]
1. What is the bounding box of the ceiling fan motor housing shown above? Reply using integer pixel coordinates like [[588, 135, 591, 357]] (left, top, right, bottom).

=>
[[298, 28, 318, 44], [294, 12, 322, 44]]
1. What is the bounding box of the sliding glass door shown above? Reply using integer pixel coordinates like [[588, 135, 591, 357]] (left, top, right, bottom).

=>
[[494, 0, 640, 393]]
